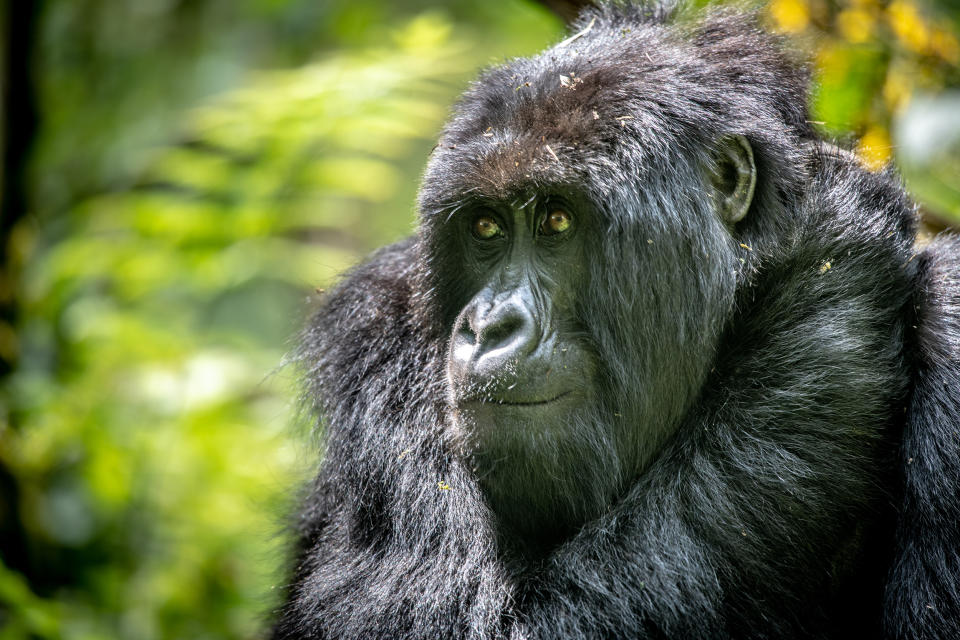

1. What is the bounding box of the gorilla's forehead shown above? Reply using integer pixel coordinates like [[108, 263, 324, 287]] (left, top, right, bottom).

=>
[[419, 23, 705, 212], [423, 134, 594, 205], [420, 81, 649, 212]]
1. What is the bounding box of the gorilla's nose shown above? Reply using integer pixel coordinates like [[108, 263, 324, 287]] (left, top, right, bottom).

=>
[[451, 293, 538, 376]]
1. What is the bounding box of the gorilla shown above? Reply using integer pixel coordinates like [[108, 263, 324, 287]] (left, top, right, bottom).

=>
[[271, 2, 960, 638]]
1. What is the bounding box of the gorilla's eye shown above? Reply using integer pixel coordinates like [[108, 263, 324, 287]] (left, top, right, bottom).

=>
[[540, 209, 572, 236], [472, 215, 502, 240]]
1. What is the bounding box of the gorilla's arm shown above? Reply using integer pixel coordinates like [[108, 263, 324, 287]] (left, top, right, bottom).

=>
[[273, 239, 510, 640], [885, 235, 960, 638]]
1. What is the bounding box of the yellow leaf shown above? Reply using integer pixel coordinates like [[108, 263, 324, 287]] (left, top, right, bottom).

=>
[[888, 1, 930, 53], [837, 9, 875, 43], [856, 126, 892, 170], [769, 0, 810, 33]]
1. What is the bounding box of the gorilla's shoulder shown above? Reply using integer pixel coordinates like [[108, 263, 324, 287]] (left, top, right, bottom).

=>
[[887, 235, 960, 634], [298, 237, 424, 414], [312, 237, 417, 326], [807, 143, 916, 247], [918, 235, 960, 321]]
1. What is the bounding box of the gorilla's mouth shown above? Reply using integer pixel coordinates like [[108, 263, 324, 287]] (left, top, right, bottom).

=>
[[464, 391, 572, 407]]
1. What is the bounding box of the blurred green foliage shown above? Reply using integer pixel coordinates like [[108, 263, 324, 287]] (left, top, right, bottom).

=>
[[767, 0, 960, 219], [1, 2, 560, 638], [0, 0, 958, 638]]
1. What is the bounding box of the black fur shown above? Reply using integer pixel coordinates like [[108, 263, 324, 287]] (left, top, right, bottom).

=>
[[271, 4, 960, 638]]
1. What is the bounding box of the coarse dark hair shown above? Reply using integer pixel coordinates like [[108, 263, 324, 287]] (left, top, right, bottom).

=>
[[271, 3, 960, 638]]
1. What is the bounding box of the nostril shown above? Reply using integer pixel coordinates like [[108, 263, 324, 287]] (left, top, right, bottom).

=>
[[451, 323, 477, 366], [478, 314, 523, 351], [458, 322, 477, 343], [474, 300, 536, 367], [451, 294, 538, 373]]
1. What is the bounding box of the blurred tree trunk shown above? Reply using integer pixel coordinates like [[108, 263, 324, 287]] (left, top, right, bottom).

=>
[[1, 0, 40, 377], [0, 0, 40, 579]]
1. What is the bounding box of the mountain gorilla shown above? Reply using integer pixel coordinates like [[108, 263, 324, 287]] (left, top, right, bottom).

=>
[[271, 2, 960, 638]]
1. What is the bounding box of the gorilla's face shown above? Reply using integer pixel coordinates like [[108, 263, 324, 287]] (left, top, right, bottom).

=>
[[445, 197, 591, 428], [421, 144, 752, 541], [440, 194, 612, 541], [417, 63, 755, 542]]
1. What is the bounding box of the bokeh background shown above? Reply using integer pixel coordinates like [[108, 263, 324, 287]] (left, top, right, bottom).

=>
[[0, 0, 958, 638]]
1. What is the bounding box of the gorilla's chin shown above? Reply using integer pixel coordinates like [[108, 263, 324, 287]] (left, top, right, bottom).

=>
[[453, 401, 624, 546]]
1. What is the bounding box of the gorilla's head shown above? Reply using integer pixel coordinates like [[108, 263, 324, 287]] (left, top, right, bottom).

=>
[[415, 7, 811, 541]]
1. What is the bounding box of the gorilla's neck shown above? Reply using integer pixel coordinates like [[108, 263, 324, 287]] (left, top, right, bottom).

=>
[[463, 408, 629, 553]]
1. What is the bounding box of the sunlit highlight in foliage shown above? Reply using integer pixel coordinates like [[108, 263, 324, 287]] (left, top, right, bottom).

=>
[[857, 124, 893, 170], [770, 0, 811, 33]]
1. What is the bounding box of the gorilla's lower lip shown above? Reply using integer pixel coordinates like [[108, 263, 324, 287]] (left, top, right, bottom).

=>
[[464, 391, 572, 407]]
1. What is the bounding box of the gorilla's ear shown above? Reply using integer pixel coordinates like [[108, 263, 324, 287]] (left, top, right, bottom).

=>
[[710, 134, 756, 225]]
